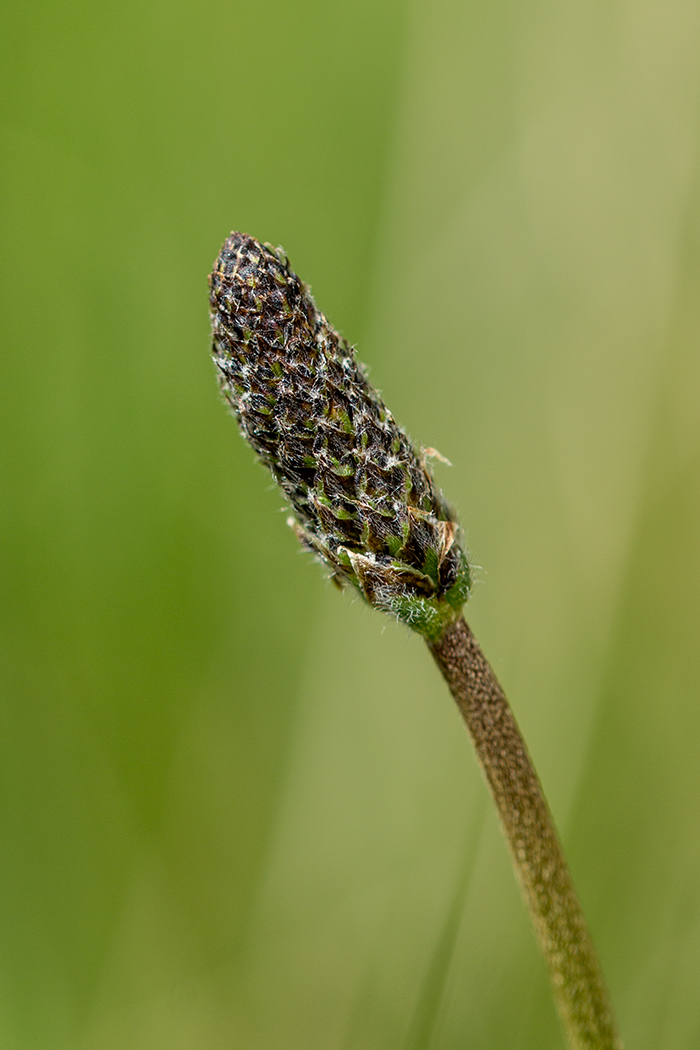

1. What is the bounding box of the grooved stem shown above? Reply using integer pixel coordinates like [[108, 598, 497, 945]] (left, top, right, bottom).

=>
[[428, 616, 623, 1050]]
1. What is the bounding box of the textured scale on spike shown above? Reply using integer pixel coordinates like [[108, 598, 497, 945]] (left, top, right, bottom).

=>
[[209, 232, 471, 639]]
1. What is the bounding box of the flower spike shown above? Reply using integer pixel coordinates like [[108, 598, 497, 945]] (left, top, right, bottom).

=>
[[209, 232, 470, 639]]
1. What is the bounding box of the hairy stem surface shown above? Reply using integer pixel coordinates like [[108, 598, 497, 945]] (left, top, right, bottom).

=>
[[428, 616, 623, 1050]]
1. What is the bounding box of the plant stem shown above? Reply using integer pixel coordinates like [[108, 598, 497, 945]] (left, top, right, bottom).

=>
[[428, 616, 623, 1050]]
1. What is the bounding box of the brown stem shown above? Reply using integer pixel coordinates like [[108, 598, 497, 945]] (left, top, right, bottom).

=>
[[428, 616, 623, 1050]]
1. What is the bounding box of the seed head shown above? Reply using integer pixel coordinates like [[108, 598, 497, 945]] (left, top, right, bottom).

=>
[[209, 232, 470, 639]]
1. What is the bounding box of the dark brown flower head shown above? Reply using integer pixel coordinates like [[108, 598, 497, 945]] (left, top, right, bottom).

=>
[[209, 232, 470, 638]]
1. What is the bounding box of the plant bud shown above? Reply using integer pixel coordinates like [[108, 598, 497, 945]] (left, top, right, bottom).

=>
[[209, 232, 470, 639]]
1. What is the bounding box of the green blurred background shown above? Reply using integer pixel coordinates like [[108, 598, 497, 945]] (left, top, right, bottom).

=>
[[2, 0, 699, 1047]]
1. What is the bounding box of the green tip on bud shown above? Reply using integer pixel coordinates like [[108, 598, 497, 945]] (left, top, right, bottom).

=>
[[209, 232, 471, 640]]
